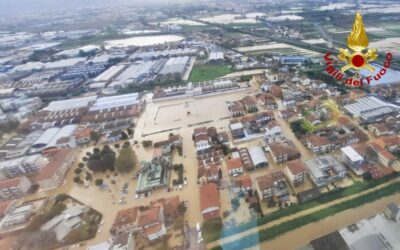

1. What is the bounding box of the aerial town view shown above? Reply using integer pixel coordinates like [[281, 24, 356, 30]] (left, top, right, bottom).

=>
[[0, 0, 400, 249]]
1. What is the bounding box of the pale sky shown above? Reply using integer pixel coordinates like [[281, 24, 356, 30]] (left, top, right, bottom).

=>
[[0, 0, 178, 15]]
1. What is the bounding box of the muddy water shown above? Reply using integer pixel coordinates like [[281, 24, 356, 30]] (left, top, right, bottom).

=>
[[244, 194, 400, 250]]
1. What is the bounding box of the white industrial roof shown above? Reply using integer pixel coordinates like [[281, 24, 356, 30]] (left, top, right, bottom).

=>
[[115, 61, 156, 84], [341, 146, 363, 162], [43, 58, 86, 70], [32, 127, 60, 148], [46, 124, 78, 149], [344, 96, 400, 117], [44, 95, 97, 112], [248, 146, 268, 167], [93, 64, 126, 82], [159, 56, 190, 75], [89, 93, 139, 111]]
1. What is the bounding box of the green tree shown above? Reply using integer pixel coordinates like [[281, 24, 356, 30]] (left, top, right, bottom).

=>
[[90, 131, 101, 142], [73, 176, 81, 183], [115, 147, 137, 173], [87, 145, 116, 172], [85, 172, 92, 181], [221, 144, 229, 155], [142, 140, 153, 148], [178, 202, 187, 215], [127, 128, 134, 137], [95, 179, 103, 186], [120, 132, 128, 140], [78, 162, 85, 168], [74, 168, 82, 175]]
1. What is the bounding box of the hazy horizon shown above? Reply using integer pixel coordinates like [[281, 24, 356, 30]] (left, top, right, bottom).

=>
[[0, 0, 192, 15]]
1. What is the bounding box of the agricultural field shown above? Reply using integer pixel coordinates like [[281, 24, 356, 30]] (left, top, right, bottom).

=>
[[188, 64, 233, 82]]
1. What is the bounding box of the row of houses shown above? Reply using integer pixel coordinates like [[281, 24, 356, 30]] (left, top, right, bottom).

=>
[[303, 119, 368, 155], [229, 111, 275, 140], [110, 196, 181, 241], [0, 149, 75, 201]]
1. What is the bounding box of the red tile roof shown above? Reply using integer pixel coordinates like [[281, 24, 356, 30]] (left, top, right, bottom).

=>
[[143, 223, 163, 237], [194, 134, 209, 143], [198, 163, 219, 178], [256, 171, 285, 190], [138, 207, 160, 227], [376, 136, 400, 148], [74, 127, 92, 140], [233, 175, 252, 188], [0, 177, 23, 189], [306, 134, 330, 146], [194, 127, 208, 136], [227, 158, 243, 171], [164, 196, 180, 216], [287, 159, 306, 175], [242, 96, 257, 106], [113, 207, 138, 228], [200, 183, 220, 212]]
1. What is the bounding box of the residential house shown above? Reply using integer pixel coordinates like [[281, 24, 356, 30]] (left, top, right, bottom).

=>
[[285, 159, 307, 186], [305, 134, 332, 154], [111, 207, 139, 235], [368, 123, 394, 137], [269, 142, 300, 164], [111, 196, 179, 241], [264, 120, 282, 141], [340, 146, 364, 175], [29, 149, 75, 190], [375, 136, 400, 153], [73, 127, 92, 145], [238, 147, 254, 171], [194, 134, 211, 153], [229, 102, 246, 117], [282, 91, 296, 108], [137, 207, 166, 241], [242, 96, 258, 112], [257, 93, 278, 110], [226, 158, 244, 176], [305, 155, 347, 187], [270, 85, 282, 98], [0, 176, 32, 201], [232, 175, 253, 193], [199, 183, 220, 221], [370, 143, 397, 167], [198, 163, 220, 183], [217, 131, 230, 145], [229, 122, 245, 139], [255, 171, 288, 200]]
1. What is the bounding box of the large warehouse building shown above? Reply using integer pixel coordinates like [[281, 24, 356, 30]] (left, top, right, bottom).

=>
[[344, 96, 399, 124]]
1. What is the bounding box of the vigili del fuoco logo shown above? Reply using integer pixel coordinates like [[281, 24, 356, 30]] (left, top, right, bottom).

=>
[[323, 12, 393, 87]]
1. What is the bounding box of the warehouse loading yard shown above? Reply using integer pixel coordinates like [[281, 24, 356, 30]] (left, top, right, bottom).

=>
[[1, 1, 400, 250]]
